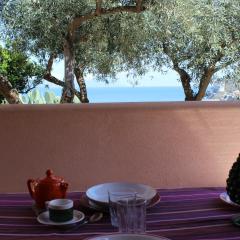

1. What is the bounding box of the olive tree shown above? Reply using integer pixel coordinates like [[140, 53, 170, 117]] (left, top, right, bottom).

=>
[[147, 0, 240, 100], [2, 0, 152, 103], [108, 0, 240, 101]]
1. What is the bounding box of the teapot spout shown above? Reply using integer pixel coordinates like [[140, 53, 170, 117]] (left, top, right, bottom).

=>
[[60, 182, 68, 196]]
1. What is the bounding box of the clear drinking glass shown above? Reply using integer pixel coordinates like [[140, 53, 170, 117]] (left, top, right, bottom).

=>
[[108, 190, 147, 233], [108, 190, 136, 227], [116, 197, 147, 233]]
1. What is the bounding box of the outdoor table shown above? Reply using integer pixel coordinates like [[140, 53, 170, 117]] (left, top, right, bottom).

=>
[[0, 188, 240, 240]]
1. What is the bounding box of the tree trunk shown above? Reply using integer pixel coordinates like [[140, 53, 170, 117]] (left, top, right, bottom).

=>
[[74, 67, 89, 103], [173, 64, 196, 101], [181, 79, 196, 101], [195, 68, 215, 101], [61, 38, 75, 103], [0, 75, 22, 104]]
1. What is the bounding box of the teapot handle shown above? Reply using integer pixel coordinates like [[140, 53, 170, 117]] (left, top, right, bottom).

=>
[[27, 179, 36, 199]]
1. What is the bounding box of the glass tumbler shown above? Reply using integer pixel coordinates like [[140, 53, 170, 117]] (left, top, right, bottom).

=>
[[116, 197, 147, 233], [108, 190, 136, 227]]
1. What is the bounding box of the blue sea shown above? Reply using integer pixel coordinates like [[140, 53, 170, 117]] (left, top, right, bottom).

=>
[[80, 87, 185, 103], [41, 86, 185, 103]]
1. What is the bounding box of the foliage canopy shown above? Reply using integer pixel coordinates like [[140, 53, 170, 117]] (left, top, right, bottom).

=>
[[0, 42, 43, 103]]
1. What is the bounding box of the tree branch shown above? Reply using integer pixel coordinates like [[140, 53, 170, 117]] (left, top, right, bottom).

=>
[[43, 55, 82, 102], [96, 0, 102, 16], [136, 0, 143, 12], [46, 53, 57, 75], [44, 54, 65, 87], [44, 74, 64, 88], [70, 4, 145, 34], [162, 42, 195, 100], [74, 66, 89, 103], [195, 67, 215, 101], [194, 52, 224, 101], [0, 75, 22, 104], [173, 63, 195, 100], [44, 73, 82, 102]]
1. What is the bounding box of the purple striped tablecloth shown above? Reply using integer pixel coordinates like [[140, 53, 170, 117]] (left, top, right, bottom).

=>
[[0, 188, 240, 240]]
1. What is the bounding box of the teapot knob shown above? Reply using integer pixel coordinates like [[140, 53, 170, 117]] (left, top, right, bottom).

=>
[[46, 169, 53, 177]]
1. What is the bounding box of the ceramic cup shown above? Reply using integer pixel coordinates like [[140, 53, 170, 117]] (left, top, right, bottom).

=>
[[47, 199, 73, 222]]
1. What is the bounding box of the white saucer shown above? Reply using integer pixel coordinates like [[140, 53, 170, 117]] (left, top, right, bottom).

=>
[[87, 234, 170, 240], [37, 210, 85, 226], [220, 192, 240, 207]]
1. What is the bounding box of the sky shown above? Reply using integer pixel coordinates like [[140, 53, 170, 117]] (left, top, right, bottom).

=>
[[48, 60, 181, 89]]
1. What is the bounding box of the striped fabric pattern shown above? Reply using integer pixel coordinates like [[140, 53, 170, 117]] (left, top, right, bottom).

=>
[[0, 188, 240, 240]]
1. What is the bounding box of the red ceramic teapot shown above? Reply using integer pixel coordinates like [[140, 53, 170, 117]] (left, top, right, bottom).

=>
[[27, 169, 68, 209]]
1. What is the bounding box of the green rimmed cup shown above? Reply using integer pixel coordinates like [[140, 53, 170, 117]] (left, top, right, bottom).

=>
[[48, 199, 73, 222]]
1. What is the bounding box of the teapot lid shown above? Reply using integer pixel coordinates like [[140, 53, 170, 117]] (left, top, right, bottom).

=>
[[39, 169, 65, 185]]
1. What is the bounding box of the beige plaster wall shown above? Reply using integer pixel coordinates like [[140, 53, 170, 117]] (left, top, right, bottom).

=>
[[0, 102, 239, 193]]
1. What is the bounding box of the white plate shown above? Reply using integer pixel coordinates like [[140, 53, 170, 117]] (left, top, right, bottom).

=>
[[37, 210, 85, 226], [86, 182, 157, 204], [220, 192, 240, 207], [87, 234, 170, 240]]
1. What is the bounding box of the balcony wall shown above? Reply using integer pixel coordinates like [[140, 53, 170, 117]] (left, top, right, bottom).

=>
[[0, 102, 239, 193]]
